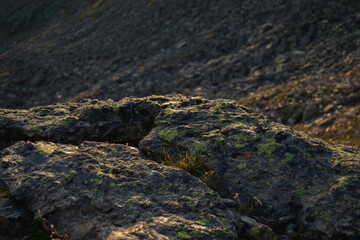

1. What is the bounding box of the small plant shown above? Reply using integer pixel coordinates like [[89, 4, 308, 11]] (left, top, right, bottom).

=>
[[38, 209, 69, 239], [148, 148, 207, 175], [202, 170, 220, 190], [234, 193, 263, 215], [62, 174, 70, 182], [0, 189, 10, 198], [174, 152, 206, 174]]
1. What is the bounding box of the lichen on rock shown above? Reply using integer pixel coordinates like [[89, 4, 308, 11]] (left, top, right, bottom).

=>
[[0, 95, 359, 239], [0, 140, 237, 239]]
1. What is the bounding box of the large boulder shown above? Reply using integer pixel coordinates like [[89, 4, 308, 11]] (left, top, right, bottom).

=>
[[0, 140, 237, 239], [138, 96, 360, 239]]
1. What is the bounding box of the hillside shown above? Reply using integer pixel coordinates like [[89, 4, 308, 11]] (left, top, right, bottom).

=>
[[0, 0, 359, 147]]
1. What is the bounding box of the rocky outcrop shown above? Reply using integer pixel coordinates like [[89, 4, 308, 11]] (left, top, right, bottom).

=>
[[0, 95, 359, 239], [0, 140, 237, 239]]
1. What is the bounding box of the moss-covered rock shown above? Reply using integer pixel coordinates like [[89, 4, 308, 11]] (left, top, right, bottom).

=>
[[0, 98, 162, 148], [0, 141, 237, 239], [138, 95, 360, 239], [0, 95, 359, 239]]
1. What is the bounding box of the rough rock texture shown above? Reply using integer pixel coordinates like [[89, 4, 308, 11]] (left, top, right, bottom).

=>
[[0, 95, 359, 239], [0, 97, 162, 149], [0, 140, 237, 239], [140, 96, 360, 239]]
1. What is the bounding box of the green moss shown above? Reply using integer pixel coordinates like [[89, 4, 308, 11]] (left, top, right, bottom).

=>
[[228, 134, 247, 148], [158, 127, 178, 142], [290, 232, 309, 240], [190, 140, 211, 154], [38, 150, 46, 155], [181, 196, 195, 202], [189, 230, 205, 238], [195, 215, 212, 226], [60, 116, 78, 129], [232, 121, 254, 128], [62, 174, 70, 181], [337, 176, 349, 190], [160, 183, 171, 192], [0, 189, 10, 198], [156, 120, 170, 126], [176, 231, 192, 239], [209, 229, 232, 236], [250, 226, 260, 237], [256, 138, 281, 157], [30, 125, 44, 136], [296, 188, 307, 195], [353, 174, 359, 181], [236, 163, 247, 170], [281, 153, 294, 164], [208, 129, 221, 135]]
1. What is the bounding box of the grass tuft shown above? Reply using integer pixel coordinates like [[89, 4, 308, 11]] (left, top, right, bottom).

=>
[[159, 149, 206, 175], [146, 148, 222, 189]]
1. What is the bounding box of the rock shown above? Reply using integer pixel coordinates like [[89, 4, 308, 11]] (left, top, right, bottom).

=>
[[0, 98, 162, 149], [221, 198, 238, 207], [240, 215, 258, 227], [302, 104, 319, 122], [0, 140, 238, 239], [285, 223, 295, 235], [354, 126, 360, 138], [317, 117, 335, 127], [286, 104, 304, 125], [249, 223, 276, 240], [0, 95, 359, 239], [323, 104, 335, 113], [0, 189, 49, 240], [137, 95, 360, 239], [29, 73, 45, 87]]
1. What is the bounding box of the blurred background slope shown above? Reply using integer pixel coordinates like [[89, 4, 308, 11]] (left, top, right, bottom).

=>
[[0, 0, 359, 147]]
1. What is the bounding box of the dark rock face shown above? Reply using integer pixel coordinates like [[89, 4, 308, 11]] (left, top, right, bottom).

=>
[[0, 95, 359, 239]]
